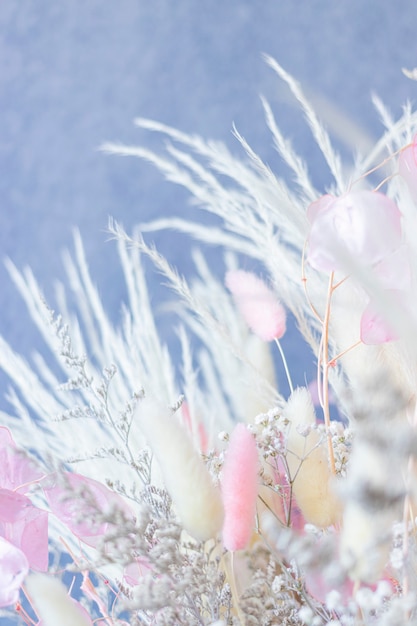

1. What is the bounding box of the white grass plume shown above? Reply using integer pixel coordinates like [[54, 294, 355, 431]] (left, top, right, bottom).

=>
[[26, 574, 92, 626], [136, 396, 224, 542]]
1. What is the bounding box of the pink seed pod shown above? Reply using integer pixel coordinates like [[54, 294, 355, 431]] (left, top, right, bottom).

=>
[[307, 191, 402, 273], [221, 423, 259, 551], [225, 270, 286, 341]]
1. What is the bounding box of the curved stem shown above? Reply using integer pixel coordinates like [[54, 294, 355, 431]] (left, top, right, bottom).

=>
[[321, 273, 336, 475], [350, 143, 411, 190], [328, 339, 362, 367], [274, 338, 294, 396]]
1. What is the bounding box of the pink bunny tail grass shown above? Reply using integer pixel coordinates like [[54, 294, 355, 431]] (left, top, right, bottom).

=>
[[225, 270, 286, 341], [221, 423, 260, 551]]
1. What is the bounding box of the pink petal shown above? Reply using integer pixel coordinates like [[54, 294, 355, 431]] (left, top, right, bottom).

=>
[[46, 475, 106, 541], [225, 270, 286, 341], [372, 245, 411, 291], [46, 473, 134, 547], [123, 557, 152, 586], [0, 536, 28, 607], [221, 424, 259, 551], [16, 508, 49, 571], [0, 490, 33, 523], [306, 193, 334, 223], [0, 428, 45, 493], [360, 294, 400, 345], [0, 495, 49, 571], [399, 135, 417, 201], [307, 191, 402, 273]]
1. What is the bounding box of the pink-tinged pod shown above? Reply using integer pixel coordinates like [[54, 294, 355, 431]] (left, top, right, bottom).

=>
[[307, 191, 402, 273]]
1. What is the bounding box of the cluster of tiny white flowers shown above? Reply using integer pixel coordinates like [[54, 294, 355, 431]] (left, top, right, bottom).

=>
[[250, 407, 288, 460], [315, 422, 352, 477]]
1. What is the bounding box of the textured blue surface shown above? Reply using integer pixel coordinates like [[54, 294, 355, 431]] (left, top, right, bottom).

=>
[[0, 4, 415, 365], [1, 2, 416, 362]]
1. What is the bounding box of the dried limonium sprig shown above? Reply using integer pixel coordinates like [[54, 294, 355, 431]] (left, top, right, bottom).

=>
[[3, 58, 417, 625]]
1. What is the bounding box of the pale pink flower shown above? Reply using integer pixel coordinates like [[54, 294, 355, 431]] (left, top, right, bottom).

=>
[[225, 270, 286, 341], [123, 557, 152, 586], [221, 423, 259, 551], [45, 472, 134, 547], [372, 245, 411, 291], [0, 536, 28, 607], [359, 247, 411, 345], [307, 191, 402, 273], [0, 489, 48, 571], [360, 292, 402, 345], [0, 427, 49, 572], [0, 426, 45, 492]]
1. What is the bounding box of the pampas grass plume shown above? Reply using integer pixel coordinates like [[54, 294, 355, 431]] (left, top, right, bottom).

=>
[[25, 574, 92, 626], [138, 397, 224, 542], [225, 270, 286, 341], [221, 423, 259, 551]]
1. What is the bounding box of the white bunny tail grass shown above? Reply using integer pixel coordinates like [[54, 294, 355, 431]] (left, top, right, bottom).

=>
[[137, 396, 224, 542], [284, 387, 342, 528]]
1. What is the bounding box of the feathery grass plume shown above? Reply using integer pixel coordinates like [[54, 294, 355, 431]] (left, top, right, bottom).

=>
[[240, 333, 277, 419], [110, 222, 282, 424], [137, 396, 224, 542], [284, 387, 342, 528], [221, 423, 259, 551], [25, 574, 92, 626], [225, 270, 286, 342], [0, 232, 179, 493]]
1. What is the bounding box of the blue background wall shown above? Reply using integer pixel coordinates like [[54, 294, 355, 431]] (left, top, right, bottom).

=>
[[0, 1, 416, 384]]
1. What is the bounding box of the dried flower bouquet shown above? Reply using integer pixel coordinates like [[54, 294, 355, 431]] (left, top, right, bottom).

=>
[[1, 58, 417, 625]]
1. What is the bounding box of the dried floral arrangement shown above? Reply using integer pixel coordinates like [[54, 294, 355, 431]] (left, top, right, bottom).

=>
[[2, 57, 417, 625]]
